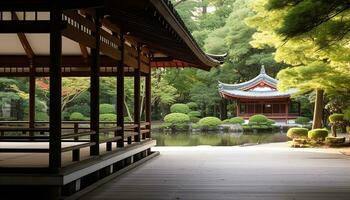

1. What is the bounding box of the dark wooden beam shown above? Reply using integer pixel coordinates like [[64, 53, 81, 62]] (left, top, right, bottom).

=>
[[0, 21, 66, 33], [49, 6, 63, 170], [145, 54, 151, 139], [134, 45, 141, 142], [116, 33, 125, 148], [12, 12, 35, 59], [79, 44, 89, 62], [90, 10, 101, 156]]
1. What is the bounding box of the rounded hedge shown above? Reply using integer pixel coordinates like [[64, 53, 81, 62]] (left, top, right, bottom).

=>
[[164, 113, 190, 124], [186, 102, 198, 110], [223, 117, 244, 124], [248, 114, 273, 125], [325, 136, 345, 144], [100, 104, 115, 114], [69, 112, 85, 121], [295, 117, 310, 125], [329, 113, 344, 123], [100, 113, 117, 121], [197, 117, 222, 128], [188, 111, 201, 118], [308, 129, 329, 141], [287, 128, 308, 139], [170, 103, 190, 114]]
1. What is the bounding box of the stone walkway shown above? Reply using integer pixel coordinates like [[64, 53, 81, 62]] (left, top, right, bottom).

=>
[[82, 143, 350, 200]]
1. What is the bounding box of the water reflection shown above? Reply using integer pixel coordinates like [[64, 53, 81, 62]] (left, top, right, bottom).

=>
[[153, 131, 288, 146]]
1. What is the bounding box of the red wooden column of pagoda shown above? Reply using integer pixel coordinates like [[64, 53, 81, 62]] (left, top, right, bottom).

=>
[[90, 10, 101, 156], [116, 32, 125, 148], [134, 45, 141, 142], [49, 5, 63, 169]]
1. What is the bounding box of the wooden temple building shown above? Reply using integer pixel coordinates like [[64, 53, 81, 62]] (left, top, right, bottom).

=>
[[0, 1, 224, 199], [219, 66, 300, 121]]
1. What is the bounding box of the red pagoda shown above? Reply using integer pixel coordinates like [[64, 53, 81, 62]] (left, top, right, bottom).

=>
[[219, 66, 300, 122]]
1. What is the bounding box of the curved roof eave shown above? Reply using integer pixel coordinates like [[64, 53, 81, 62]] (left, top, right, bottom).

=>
[[150, 0, 225, 68]]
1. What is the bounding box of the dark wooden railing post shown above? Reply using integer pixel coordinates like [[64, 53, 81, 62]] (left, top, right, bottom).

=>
[[134, 45, 141, 142], [90, 10, 101, 156], [116, 32, 125, 148], [49, 5, 63, 170], [29, 60, 35, 130], [145, 54, 151, 139]]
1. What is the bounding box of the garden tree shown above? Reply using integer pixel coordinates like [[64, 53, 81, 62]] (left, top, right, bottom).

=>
[[37, 77, 90, 112], [0, 78, 28, 119], [247, 0, 350, 129]]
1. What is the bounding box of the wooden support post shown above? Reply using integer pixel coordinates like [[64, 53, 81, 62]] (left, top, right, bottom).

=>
[[134, 46, 141, 142], [145, 60, 151, 139], [49, 6, 62, 170], [90, 10, 101, 156], [285, 102, 289, 124], [72, 149, 80, 161], [116, 32, 125, 148]]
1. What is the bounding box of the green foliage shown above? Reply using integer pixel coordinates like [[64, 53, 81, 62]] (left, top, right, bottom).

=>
[[170, 103, 191, 114], [223, 117, 245, 124], [325, 136, 346, 144], [69, 112, 85, 121], [197, 117, 222, 128], [248, 114, 273, 125], [344, 107, 350, 121], [287, 128, 308, 139], [186, 102, 198, 110], [295, 117, 310, 125], [187, 111, 201, 118], [100, 104, 115, 114], [189, 116, 200, 123], [65, 103, 90, 117], [308, 129, 329, 141], [100, 114, 117, 121], [164, 113, 191, 124], [329, 113, 345, 123], [36, 112, 48, 121]]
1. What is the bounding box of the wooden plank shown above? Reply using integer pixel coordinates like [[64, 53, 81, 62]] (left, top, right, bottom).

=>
[[62, 24, 96, 48]]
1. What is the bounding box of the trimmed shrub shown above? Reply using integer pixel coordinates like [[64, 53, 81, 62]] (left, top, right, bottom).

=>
[[188, 111, 201, 118], [100, 104, 115, 114], [223, 117, 244, 124], [186, 102, 198, 110], [344, 107, 350, 121], [295, 117, 310, 125], [325, 136, 345, 144], [329, 113, 344, 123], [69, 112, 85, 121], [164, 113, 190, 124], [100, 113, 117, 121], [189, 116, 200, 123], [287, 128, 308, 139], [248, 114, 273, 125], [197, 117, 222, 128], [170, 103, 190, 114], [308, 129, 329, 141], [65, 103, 90, 117]]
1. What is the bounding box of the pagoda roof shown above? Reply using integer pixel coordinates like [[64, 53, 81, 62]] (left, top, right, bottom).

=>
[[218, 66, 296, 100], [218, 66, 277, 91]]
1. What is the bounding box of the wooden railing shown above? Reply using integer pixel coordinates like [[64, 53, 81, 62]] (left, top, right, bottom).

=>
[[0, 120, 151, 162]]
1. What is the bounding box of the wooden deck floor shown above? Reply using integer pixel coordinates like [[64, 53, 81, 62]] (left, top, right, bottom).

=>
[[81, 143, 350, 200]]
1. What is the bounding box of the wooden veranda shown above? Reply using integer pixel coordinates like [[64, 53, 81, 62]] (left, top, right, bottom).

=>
[[0, 1, 224, 199]]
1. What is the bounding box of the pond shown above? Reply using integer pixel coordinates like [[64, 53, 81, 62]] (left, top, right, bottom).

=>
[[152, 130, 289, 146]]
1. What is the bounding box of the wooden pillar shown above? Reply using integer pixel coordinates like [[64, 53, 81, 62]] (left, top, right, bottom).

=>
[[145, 57, 151, 139], [134, 45, 141, 142], [236, 101, 240, 117], [49, 6, 62, 169], [285, 102, 289, 124], [90, 11, 101, 156], [29, 60, 35, 129], [116, 33, 125, 148]]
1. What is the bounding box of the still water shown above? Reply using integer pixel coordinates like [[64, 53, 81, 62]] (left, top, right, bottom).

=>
[[152, 130, 288, 146]]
